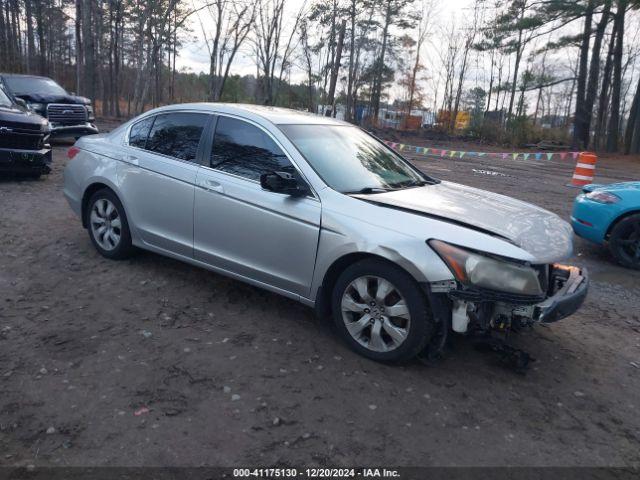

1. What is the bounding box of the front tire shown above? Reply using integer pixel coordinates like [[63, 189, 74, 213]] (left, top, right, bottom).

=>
[[609, 214, 640, 270], [86, 189, 135, 260], [331, 258, 434, 363]]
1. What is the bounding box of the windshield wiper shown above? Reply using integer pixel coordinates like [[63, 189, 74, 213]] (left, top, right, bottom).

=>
[[389, 179, 435, 189], [344, 187, 391, 194]]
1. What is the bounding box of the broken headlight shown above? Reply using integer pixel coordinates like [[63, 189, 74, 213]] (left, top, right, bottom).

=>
[[28, 102, 45, 113], [429, 240, 543, 296]]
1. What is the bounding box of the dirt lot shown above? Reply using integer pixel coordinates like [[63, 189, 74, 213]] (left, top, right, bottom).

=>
[[1, 122, 640, 468]]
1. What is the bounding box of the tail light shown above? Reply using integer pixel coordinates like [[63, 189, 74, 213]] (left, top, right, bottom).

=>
[[67, 146, 80, 159]]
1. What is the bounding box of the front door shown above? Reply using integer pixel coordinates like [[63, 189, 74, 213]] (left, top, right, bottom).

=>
[[193, 115, 321, 297]]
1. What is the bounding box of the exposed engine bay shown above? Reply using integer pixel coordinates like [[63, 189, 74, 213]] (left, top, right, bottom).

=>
[[425, 264, 588, 372]]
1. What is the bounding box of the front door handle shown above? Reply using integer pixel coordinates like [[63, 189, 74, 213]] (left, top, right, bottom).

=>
[[198, 178, 224, 193]]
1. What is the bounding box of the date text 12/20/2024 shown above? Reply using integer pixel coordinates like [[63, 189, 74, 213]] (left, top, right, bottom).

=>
[[233, 468, 400, 478]]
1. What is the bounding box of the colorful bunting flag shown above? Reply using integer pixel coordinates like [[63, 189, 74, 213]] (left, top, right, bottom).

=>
[[378, 139, 583, 164]]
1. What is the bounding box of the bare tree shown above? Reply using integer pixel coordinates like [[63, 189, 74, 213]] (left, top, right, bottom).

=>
[[405, 0, 435, 117], [199, 0, 256, 101], [253, 0, 306, 105], [449, 1, 479, 132]]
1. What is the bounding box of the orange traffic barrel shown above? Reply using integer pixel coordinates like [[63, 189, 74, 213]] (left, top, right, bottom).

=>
[[569, 152, 597, 187]]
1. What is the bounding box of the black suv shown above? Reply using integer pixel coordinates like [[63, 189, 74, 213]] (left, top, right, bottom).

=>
[[0, 74, 98, 138], [0, 83, 51, 178]]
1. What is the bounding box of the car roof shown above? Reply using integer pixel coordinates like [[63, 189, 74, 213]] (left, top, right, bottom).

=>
[[0, 73, 53, 80], [153, 103, 351, 126]]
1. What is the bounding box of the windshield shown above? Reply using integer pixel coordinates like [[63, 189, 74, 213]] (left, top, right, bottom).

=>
[[4, 76, 67, 96], [279, 124, 434, 193], [0, 86, 13, 108]]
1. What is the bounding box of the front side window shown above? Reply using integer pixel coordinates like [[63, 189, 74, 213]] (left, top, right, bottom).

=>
[[279, 124, 433, 193], [211, 116, 293, 181], [128, 116, 154, 149], [146, 113, 208, 161]]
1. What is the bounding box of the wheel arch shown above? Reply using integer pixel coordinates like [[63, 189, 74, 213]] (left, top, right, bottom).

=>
[[605, 209, 640, 240], [313, 252, 422, 320], [81, 182, 119, 228]]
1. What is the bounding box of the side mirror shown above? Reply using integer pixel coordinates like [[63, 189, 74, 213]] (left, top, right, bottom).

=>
[[14, 97, 27, 109], [260, 171, 309, 197]]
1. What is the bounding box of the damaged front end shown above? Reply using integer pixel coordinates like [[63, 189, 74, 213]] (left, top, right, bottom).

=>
[[443, 264, 588, 332], [423, 240, 588, 370]]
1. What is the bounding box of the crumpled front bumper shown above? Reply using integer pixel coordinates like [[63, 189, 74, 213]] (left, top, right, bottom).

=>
[[0, 147, 52, 175], [533, 265, 589, 323]]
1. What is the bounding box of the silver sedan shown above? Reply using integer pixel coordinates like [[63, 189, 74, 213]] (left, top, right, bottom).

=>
[[63, 104, 588, 363]]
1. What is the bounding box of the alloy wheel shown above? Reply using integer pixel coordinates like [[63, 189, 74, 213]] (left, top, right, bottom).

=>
[[90, 198, 122, 251], [340, 275, 411, 352], [615, 220, 640, 266]]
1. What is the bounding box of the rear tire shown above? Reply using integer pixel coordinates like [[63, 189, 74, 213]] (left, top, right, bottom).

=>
[[86, 189, 135, 260], [609, 214, 640, 270], [331, 258, 434, 363]]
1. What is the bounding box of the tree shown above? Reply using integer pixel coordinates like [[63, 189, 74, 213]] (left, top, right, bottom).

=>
[[606, 0, 627, 152], [404, 0, 434, 118], [581, 1, 612, 148], [449, 0, 480, 133], [254, 0, 305, 105], [199, 0, 255, 102], [370, 0, 416, 120], [325, 19, 347, 117], [624, 76, 640, 153]]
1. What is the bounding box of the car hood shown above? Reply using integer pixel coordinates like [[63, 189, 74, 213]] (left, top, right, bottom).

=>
[[15, 93, 91, 105], [0, 105, 48, 131], [353, 181, 573, 264], [583, 182, 640, 192]]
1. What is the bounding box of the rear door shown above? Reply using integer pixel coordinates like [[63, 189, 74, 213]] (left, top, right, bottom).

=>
[[193, 115, 321, 297], [120, 111, 211, 258]]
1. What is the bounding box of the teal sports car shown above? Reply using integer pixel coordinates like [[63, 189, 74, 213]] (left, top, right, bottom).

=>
[[571, 182, 640, 269]]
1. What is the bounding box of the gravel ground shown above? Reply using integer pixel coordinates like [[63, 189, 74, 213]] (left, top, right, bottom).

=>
[[1, 123, 640, 468]]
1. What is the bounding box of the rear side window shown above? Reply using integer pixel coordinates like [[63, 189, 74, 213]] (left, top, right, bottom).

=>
[[128, 116, 154, 148], [146, 113, 208, 161], [211, 116, 292, 181]]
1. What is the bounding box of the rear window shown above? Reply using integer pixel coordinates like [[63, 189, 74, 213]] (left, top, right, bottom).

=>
[[128, 116, 154, 149], [145, 113, 208, 161]]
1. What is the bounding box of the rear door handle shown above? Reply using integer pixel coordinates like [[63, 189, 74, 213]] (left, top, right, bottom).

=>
[[198, 178, 224, 193], [126, 154, 139, 166]]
